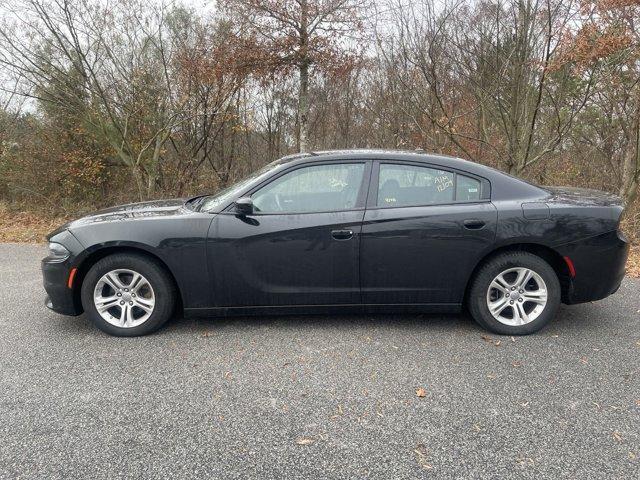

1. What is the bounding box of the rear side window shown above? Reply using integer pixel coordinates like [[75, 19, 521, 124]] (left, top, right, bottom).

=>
[[377, 164, 481, 207]]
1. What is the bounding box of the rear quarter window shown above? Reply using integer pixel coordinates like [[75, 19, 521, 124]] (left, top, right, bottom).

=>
[[456, 174, 481, 201]]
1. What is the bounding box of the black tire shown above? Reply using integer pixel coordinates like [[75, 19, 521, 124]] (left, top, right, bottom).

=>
[[81, 253, 176, 336], [467, 251, 561, 335]]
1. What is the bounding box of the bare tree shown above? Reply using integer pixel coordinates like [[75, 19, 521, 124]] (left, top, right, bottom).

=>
[[0, 0, 185, 199], [379, 0, 593, 175], [222, 0, 368, 152], [559, 0, 640, 205]]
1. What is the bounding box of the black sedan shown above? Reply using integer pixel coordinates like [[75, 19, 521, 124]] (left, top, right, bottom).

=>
[[42, 150, 629, 336]]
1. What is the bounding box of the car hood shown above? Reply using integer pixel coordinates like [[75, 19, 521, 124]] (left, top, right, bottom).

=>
[[47, 199, 188, 239], [543, 186, 623, 208]]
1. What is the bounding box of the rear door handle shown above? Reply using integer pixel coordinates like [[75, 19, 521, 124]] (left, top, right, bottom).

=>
[[463, 219, 486, 230], [331, 229, 354, 241]]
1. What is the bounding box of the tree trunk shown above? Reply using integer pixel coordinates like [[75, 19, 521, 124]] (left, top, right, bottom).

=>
[[297, 0, 310, 153], [620, 107, 640, 206], [620, 145, 639, 206], [132, 164, 145, 201], [298, 64, 310, 153]]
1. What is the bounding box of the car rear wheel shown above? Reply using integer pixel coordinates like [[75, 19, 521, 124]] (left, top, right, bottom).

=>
[[81, 253, 176, 336], [467, 252, 561, 335]]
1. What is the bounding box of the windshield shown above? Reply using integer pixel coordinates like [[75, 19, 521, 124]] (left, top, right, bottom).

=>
[[199, 162, 283, 212]]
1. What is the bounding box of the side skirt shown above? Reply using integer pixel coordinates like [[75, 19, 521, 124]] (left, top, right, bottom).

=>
[[184, 303, 462, 318]]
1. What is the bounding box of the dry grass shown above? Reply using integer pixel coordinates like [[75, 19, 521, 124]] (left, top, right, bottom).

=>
[[0, 202, 70, 243], [1, 200, 639, 277], [627, 246, 640, 278]]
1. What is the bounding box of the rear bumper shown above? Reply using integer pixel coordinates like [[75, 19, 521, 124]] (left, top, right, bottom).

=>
[[42, 260, 83, 316], [556, 230, 629, 304]]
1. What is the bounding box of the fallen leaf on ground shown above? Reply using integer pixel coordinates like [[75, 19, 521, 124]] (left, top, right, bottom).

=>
[[512, 361, 522, 368], [613, 431, 623, 442], [580, 357, 588, 364], [296, 438, 315, 445], [415, 387, 427, 398], [414, 445, 433, 470], [481, 335, 501, 346]]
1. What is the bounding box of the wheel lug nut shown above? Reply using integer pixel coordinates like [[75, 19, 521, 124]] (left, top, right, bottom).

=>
[[506, 293, 510, 297], [511, 287, 516, 290], [120, 301, 125, 305], [117, 293, 122, 297], [510, 300, 514, 304], [519, 290, 524, 294], [124, 288, 129, 292], [519, 298, 523, 302], [129, 301, 133, 305], [131, 293, 136, 297]]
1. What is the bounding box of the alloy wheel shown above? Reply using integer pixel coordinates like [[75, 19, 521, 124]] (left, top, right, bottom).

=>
[[486, 267, 548, 326], [93, 269, 155, 328]]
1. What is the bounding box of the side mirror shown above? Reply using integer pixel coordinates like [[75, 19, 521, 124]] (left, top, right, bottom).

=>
[[234, 197, 254, 216]]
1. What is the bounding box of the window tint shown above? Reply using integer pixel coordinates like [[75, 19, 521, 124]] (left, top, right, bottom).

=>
[[456, 174, 481, 201], [377, 164, 455, 207], [252, 163, 365, 213]]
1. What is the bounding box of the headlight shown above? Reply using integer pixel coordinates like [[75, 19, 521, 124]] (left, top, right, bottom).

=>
[[48, 242, 70, 261]]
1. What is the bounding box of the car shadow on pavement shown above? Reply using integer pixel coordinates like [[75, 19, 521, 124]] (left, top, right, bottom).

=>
[[161, 310, 483, 336], [44, 300, 612, 338]]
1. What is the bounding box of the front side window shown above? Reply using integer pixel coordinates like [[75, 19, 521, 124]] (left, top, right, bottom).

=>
[[252, 163, 365, 213], [377, 164, 481, 207]]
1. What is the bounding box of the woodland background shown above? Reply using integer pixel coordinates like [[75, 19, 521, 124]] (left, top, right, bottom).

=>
[[0, 0, 639, 272]]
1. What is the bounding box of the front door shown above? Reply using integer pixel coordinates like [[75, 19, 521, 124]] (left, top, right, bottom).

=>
[[360, 161, 497, 305], [207, 161, 370, 307]]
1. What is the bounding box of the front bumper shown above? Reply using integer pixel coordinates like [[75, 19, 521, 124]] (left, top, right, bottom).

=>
[[557, 230, 629, 304], [42, 259, 83, 316]]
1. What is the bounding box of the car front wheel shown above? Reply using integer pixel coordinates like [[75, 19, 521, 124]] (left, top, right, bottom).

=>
[[81, 253, 176, 336], [467, 252, 561, 335]]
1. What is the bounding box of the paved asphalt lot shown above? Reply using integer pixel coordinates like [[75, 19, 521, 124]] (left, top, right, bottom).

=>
[[0, 243, 638, 479]]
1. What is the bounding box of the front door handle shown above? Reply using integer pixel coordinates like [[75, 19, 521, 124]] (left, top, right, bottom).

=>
[[463, 219, 486, 230], [331, 229, 354, 241]]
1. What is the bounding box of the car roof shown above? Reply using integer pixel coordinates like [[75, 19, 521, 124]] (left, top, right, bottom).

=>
[[280, 149, 487, 176]]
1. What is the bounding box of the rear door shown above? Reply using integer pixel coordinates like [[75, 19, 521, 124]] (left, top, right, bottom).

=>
[[207, 161, 371, 307], [360, 161, 497, 305]]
